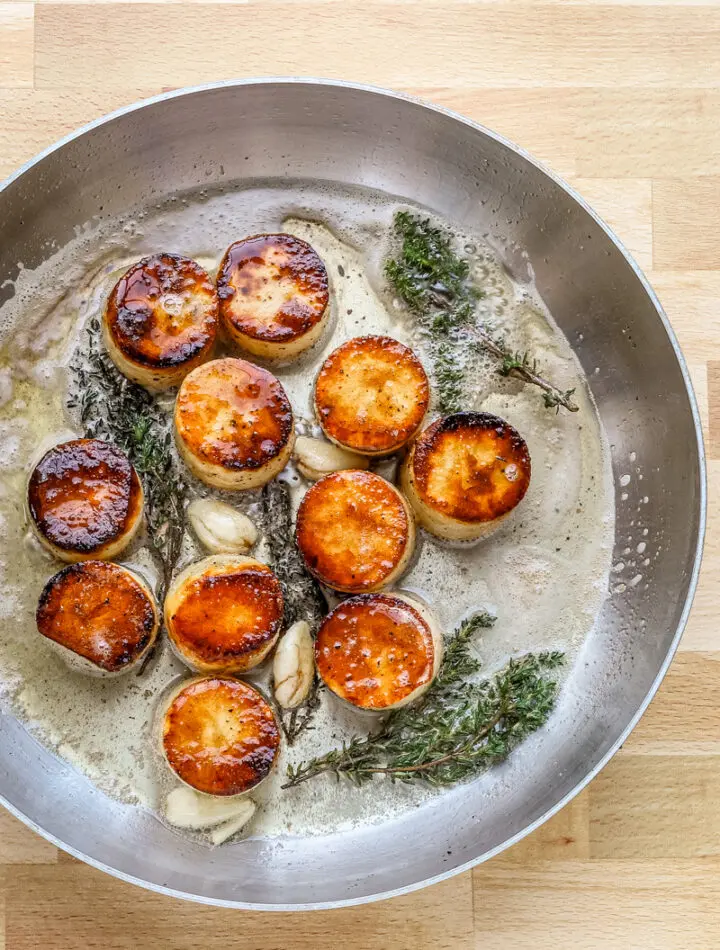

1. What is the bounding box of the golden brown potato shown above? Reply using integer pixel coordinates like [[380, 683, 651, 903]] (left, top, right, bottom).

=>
[[295, 469, 415, 594], [315, 593, 442, 710], [27, 438, 144, 562], [164, 555, 284, 674], [314, 336, 429, 456], [217, 234, 329, 361], [103, 253, 218, 389], [161, 677, 280, 796], [401, 411, 531, 541], [36, 561, 158, 675], [174, 357, 294, 489]]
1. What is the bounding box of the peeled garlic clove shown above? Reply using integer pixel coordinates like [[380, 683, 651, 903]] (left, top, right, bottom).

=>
[[209, 800, 257, 846], [164, 786, 254, 830], [294, 436, 369, 481], [273, 620, 315, 709], [187, 498, 257, 554]]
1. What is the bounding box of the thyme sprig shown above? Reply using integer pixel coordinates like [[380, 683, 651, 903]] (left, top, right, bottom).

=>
[[67, 317, 186, 595], [261, 480, 328, 743], [385, 211, 578, 414], [284, 612, 565, 789]]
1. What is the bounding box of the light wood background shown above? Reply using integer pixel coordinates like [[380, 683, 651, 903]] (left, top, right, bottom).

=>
[[1, 2, 719, 947]]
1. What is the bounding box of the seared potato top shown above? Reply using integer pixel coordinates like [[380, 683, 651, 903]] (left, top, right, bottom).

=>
[[217, 234, 329, 343], [412, 412, 531, 523], [36, 561, 157, 672], [174, 358, 293, 473], [165, 557, 284, 670], [27, 438, 143, 556], [162, 677, 280, 796], [315, 594, 435, 709], [315, 336, 429, 454], [295, 469, 412, 593], [105, 253, 218, 369]]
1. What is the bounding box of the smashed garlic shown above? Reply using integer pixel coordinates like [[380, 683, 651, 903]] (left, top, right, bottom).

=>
[[209, 802, 256, 846], [164, 786, 256, 844], [187, 498, 257, 554], [294, 436, 369, 481], [273, 620, 315, 708]]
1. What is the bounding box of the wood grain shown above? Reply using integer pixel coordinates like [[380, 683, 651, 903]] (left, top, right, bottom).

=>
[[1, 1, 720, 945]]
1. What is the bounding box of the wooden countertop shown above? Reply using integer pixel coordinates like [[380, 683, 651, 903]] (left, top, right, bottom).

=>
[[1, 2, 718, 947]]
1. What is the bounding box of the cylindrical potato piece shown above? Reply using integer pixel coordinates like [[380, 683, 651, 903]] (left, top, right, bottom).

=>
[[295, 470, 415, 594], [36, 561, 159, 676], [217, 233, 329, 361], [314, 336, 430, 456], [401, 412, 531, 541], [174, 357, 295, 490], [160, 676, 280, 796], [103, 253, 218, 390], [27, 439, 144, 562], [315, 593, 442, 710], [164, 554, 284, 674]]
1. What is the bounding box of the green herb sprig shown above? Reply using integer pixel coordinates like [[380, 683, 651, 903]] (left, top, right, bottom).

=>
[[261, 479, 328, 744], [284, 612, 564, 789], [385, 211, 578, 414], [67, 317, 186, 595]]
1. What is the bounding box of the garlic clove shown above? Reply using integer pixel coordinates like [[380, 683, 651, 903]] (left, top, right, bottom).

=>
[[164, 786, 254, 830], [273, 620, 315, 708], [187, 498, 257, 554], [294, 436, 369, 481], [209, 800, 257, 845]]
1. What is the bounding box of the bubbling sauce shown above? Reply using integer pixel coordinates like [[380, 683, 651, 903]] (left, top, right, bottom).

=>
[[0, 181, 614, 838]]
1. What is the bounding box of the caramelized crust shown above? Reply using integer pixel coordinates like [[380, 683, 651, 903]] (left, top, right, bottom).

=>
[[315, 336, 429, 455], [315, 594, 436, 709], [36, 561, 158, 673], [412, 412, 530, 522], [104, 254, 218, 386], [174, 358, 294, 489], [27, 439, 143, 561], [162, 677, 280, 796], [410, 412, 531, 523], [165, 556, 284, 673], [295, 470, 414, 593], [217, 234, 328, 350]]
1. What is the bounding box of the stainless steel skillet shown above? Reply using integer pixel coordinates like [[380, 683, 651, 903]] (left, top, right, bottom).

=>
[[0, 79, 705, 910]]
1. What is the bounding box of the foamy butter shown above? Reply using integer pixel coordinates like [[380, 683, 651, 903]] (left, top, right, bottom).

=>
[[0, 182, 614, 839]]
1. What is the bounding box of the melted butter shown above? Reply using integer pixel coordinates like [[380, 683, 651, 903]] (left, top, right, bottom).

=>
[[0, 181, 614, 839]]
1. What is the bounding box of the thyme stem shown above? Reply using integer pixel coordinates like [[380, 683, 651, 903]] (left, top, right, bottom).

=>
[[261, 480, 328, 744], [385, 211, 579, 414], [67, 316, 187, 601], [284, 612, 565, 790]]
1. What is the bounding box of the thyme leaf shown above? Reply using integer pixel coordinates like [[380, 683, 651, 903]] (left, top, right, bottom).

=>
[[385, 211, 579, 414], [260, 479, 328, 744], [283, 611, 564, 789], [67, 317, 187, 597]]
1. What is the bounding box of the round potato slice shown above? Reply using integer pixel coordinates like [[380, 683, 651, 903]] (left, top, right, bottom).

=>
[[161, 676, 280, 796], [164, 555, 284, 674], [315, 593, 442, 710], [27, 438, 144, 562], [314, 335, 429, 456], [36, 561, 159, 675], [103, 253, 218, 390], [401, 411, 531, 541], [174, 357, 294, 490], [217, 233, 329, 361], [295, 469, 415, 594]]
